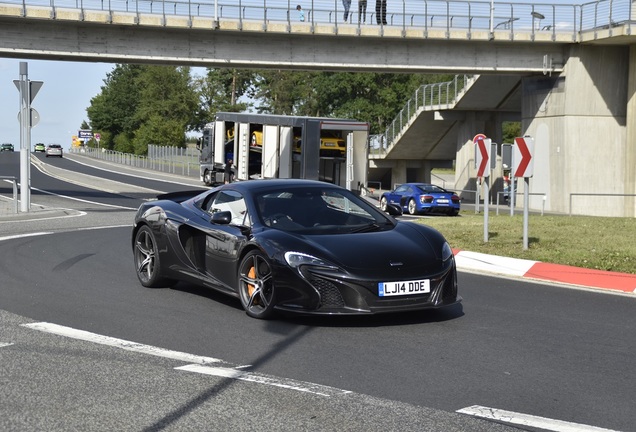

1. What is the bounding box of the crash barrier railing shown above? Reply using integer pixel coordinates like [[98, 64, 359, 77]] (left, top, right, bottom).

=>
[[496, 191, 546, 216], [3, 0, 630, 39], [0, 176, 19, 214], [369, 75, 474, 158], [456, 188, 546, 214], [431, 172, 451, 189], [569, 193, 636, 216], [69, 145, 200, 178]]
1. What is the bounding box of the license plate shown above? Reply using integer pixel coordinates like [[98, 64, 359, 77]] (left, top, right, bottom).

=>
[[437, 199, 449, 203], [379, 279, 430, 297]]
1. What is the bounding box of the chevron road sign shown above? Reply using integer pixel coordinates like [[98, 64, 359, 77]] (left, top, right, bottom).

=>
[[513, 136, 534, 178], [475, 137, 491, 178]]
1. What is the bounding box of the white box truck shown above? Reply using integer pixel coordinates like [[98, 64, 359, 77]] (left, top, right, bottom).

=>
[[197, 112, 370, 193]]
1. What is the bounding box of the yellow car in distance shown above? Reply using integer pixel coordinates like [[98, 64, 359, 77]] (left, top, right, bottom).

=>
[[251, 130, 345, 157]]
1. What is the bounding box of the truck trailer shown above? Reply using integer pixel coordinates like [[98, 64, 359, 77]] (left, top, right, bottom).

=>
[[197, 112, 369, 193]]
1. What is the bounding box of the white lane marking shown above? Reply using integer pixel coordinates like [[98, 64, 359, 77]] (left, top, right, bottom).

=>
[[0, 232, 54, 241], [0, 211, 86, 224], [457, 405, 621, 432], [0, 342, 14, 348], [0, 225, 130, 241], [31, 186, 138, 210], [23, 321, 352, 398], [22, 322, 223, 365], [31, 157, 162, 194], [65, 154, 199, 188], [176, 364, 351, 397]]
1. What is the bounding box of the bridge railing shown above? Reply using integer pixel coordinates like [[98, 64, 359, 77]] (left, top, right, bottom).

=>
[[369, 74, 474, 158], [2, 0, 632, 37]]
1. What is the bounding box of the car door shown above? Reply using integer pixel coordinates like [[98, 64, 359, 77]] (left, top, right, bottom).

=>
[[386, 184, 410, 208], [201, 190, 250, 291]]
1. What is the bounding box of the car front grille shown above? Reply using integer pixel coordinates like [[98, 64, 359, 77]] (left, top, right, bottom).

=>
[[308, 276, 345, 308]]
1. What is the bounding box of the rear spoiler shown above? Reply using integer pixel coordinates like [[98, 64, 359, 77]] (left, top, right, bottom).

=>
[[156, 189, 204, 203]]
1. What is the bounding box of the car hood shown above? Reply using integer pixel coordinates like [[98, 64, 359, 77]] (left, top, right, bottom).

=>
[[288, 222, 444, 274]]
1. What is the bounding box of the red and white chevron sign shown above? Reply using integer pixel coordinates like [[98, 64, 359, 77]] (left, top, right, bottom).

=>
[[475, 137, 491, 178], [513, 136, 534, 178]]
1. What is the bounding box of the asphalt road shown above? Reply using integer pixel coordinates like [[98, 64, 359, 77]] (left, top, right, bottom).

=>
[[1, 152, 634, 432]]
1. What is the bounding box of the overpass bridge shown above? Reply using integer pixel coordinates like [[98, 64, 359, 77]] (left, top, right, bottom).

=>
[[0, 0, 635, 216]]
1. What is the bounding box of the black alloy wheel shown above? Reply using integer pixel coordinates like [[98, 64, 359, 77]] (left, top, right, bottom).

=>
[[238, 250, 276, 319], [134, 225, 173, 288]]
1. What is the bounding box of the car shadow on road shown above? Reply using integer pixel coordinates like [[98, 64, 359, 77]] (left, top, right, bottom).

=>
[[171, 281, 464, 327], [284, 303, 464, 328]]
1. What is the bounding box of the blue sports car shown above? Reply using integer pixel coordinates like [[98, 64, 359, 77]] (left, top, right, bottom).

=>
[[380, 183, 460, 216]]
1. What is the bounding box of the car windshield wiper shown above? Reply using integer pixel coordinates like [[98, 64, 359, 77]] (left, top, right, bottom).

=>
[[350, 222, 383, 233]]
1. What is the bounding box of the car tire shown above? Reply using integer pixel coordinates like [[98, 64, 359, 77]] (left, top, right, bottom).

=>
[[203, 170, 212, 186], [133, 225, 174, 288], [408, 199, 418, 215], [380, 196, 388, 212], [238, 250, 276, 319]]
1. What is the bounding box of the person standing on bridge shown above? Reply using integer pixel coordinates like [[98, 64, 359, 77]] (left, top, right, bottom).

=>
[[342, 0, 352, 22], [296, 4, 305, 22], [358, 0, 367, 23], [375, 0, 387, 25]]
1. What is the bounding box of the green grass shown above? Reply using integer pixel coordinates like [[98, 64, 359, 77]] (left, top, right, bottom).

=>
[[418, 212, 636, 274]]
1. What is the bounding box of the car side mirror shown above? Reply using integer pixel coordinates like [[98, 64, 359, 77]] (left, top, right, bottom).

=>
[[385, 203, 403, 216], [211, 211, 232, 224]]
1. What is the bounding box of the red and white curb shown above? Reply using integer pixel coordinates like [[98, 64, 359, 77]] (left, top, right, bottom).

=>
[[453, 250, 636, 294]]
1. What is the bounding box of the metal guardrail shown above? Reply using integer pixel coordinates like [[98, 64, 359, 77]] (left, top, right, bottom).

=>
[[0, 176, 19, 214], [71, 145, 200, 178], [1, 0, 632, 38], [496, 191, 546, 215]]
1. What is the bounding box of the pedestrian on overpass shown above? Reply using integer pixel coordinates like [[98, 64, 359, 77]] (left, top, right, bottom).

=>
[[296, 4, 305, 22], [375, 0, 387, 25], [358, 0, 367, 23], [342, 0, 351, 22]]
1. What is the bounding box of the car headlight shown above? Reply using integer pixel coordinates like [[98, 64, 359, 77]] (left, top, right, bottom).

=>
[[442, 242, 454, 262], [284, 251, 338, 270]]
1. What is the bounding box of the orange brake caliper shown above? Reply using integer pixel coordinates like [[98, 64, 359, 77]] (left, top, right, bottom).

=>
[[247, 266, 256, 298]]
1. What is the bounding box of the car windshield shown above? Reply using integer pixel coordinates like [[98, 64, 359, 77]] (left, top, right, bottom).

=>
[[414, 184, 447, 194], [256, 186, 395, 234]]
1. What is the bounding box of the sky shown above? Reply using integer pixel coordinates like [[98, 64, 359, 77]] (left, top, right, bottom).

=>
[[0, 59, 212, 152], [0, 58, 115, 151]]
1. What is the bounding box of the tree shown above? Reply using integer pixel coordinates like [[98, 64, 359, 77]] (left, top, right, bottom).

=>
[[194, 69, 253, 128], [86, 64, 144, 151], [248, 70, 317, 115], [131, 65, 199, 153], [248, 71, 454, 134], [86, 64, 458, 154], [502, 121, 521, 143]]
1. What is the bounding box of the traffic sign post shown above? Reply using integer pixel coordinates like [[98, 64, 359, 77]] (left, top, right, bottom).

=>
[[474, 135, 491, 242], [13, 62, 43, 213], [513, 136, 535, 250]]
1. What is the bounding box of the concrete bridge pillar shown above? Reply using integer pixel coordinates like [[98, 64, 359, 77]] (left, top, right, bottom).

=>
[[522, 44, 631, 216], [626, 45, 636, 216]]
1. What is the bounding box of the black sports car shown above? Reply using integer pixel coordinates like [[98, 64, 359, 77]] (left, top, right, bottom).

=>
[[132, 179, 460, 319]]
